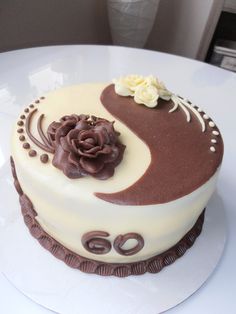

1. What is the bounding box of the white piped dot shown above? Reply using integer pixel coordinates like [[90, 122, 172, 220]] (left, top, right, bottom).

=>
[[212, 130, 219, 135], [209, 121, 215, 127], [211, 139, 217, 143], [203, 114, 209, 119], [210, 146, 216, 152], [197, 108, 202, 112]]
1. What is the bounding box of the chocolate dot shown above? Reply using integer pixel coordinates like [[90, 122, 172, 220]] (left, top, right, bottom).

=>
[[20, 115, 26, 119], [40, 154, 49, 163], [17, 128, 23, 133], [35, 100, 40, 104], [29, 150, 37, 157], [17, 120, 24, 126], [40, 96, 45, 100], [23, 143, 30, 149], [19, 135, 25, 141], [24, 108, 29, 113], [29, 104, 34, 108]]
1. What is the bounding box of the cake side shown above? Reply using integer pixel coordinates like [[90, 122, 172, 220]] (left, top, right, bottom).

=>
[[11, 156, 205, 277], [11, 79, 223, 266]]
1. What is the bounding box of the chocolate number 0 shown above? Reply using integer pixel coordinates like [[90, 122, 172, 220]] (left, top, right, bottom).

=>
[[113, 233, 144, 256], [82, 231, 144, 256]]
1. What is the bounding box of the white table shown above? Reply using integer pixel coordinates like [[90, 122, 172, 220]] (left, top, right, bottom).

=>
[[0, 45, 235, 314]]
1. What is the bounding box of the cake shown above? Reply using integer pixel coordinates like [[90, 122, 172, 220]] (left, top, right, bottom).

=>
[[10, 75, 224, 277]]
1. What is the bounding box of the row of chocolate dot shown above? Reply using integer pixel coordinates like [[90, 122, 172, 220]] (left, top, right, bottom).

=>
[[17, 97, 49, 163]]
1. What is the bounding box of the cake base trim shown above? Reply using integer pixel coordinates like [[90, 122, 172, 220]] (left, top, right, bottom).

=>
[[10, 156, 205, 277]]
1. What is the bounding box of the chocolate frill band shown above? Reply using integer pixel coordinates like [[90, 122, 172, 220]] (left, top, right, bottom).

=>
[[11, 157, 205, 277]]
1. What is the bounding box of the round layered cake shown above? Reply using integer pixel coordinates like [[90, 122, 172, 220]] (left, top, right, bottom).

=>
[[11, 75, 223, 277]]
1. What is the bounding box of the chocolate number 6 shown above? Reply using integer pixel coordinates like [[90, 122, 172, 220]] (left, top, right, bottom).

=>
[[81, 231, 111, 255], [82, 231, 144, 256]]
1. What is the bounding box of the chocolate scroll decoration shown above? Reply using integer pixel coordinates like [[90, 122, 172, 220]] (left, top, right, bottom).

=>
[[113, 233, 144, 256], [25, 109, 54, 153]]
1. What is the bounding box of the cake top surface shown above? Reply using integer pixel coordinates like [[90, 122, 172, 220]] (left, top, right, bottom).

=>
[[11, 75, 223, 205]]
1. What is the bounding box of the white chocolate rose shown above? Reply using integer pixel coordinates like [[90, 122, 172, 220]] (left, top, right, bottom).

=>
[[145, 75, 172, 101], [156, 81, 172, 100], [145, 75, 159, 87], [134, 85, 159, 108], [113, 75, 146, 96]]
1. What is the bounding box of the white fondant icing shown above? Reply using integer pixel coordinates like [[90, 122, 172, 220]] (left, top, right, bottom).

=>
[[210, 146, 216, 152], [11, 83, 221, 263], [213, 130, 219, 135], [211, 139, 217, 143], [209, 121, 215, 127]]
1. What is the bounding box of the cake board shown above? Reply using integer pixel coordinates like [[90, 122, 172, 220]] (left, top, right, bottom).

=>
[[0, 162, 226, 314]]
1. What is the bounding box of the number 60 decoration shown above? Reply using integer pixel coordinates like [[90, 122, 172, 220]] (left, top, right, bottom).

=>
[[82, 231, 144, 256]]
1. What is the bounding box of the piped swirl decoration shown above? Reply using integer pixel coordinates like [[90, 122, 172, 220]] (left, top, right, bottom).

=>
[[24, 110, 125, 180]]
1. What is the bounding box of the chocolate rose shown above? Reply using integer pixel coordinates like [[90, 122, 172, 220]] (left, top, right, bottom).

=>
[[47, 114, 125, 180]]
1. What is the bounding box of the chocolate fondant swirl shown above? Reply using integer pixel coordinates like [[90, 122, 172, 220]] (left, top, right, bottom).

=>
[[47, 114, 125, 180]]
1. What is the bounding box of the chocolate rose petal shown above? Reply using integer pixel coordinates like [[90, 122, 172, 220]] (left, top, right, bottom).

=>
[[68, 152, 81, 167], [52, 145, 67, 168], [96, 130, 107, 146], [92, 164, 115, 180], [60, 136, 73, 153], [78, 114, 89, 121], [67, 129, 80, 140], [80, 156, 104, 174], [78, 146, 101, 158], [79, 130, 98, 142], [63, 163, 84, 179], [52, 146, 84, 178], [61, 114, 80, 123], [75, 120, 91, 132], [47, 121, 62, 144], [77, 140, 94, 150], [113, 143, 126, 166], [97, 145, 119, 163], [55, 121, 75, 144], [85, 138, 96, 144], [95, 121, 114, 137]]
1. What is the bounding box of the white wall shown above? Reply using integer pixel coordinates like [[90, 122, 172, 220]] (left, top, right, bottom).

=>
[[147, 0, 224, 60], [0, 0, 224, 60]]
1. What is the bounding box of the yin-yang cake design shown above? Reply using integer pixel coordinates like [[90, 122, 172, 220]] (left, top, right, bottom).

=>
[[11, 75, 223, 277]]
